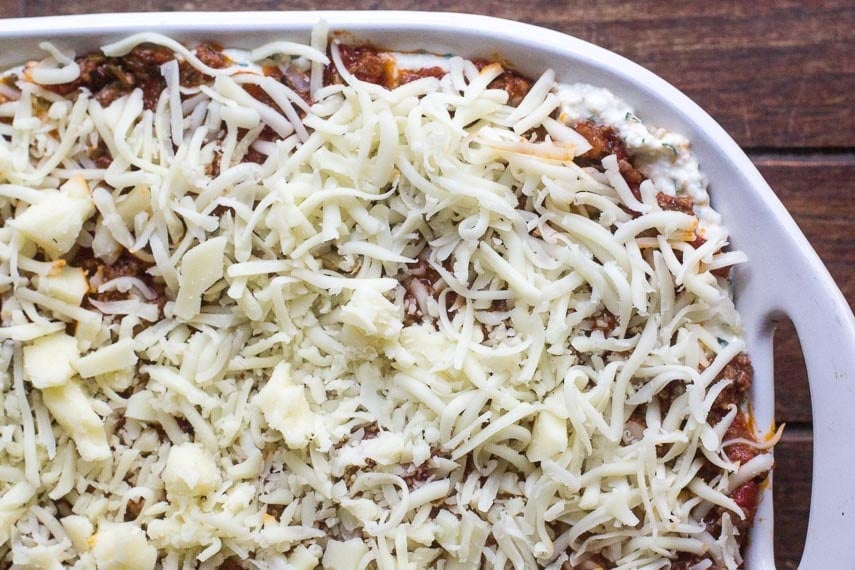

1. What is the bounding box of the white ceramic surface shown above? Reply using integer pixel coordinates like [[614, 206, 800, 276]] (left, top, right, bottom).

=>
[[1, 11, 853, 569]]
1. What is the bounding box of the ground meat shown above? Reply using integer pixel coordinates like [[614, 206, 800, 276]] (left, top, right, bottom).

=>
[[572, 121, 645, 199], [242, 82, 280, 115], [174, 415, 195, 436], [279, 65, 313, 103], [326, 44, 534, 107], [722, 410, 760, 466], [401, 462, 436, 488], [697, 353, 765, 561], [619, 158, 645, 198], [324, 44, 397, 88], [75, 248, 167, 311], [252, 63, 313, 106], [572, 121, 631, 164], [40, 42, 229, 111], [40, 44, 173, 110], [225, 63, 308, 164], [689, 233, 707, 250], [490, 70, 532, 106], [681, 229, 734, 279], [399, 251, 457, 325], [398, 66, 447, 84], [241, 145, 267, 166], [727, 354, 753, 393], [472, 59, 533, 106], [589, 310, 618, 334], [361, 423, 380, 440], [399, 449, 449, 489], [265, 503, 286, 521], [218, 557, 248, 570], [88, 139, 113, 169], [179, 43, 231, 87], [657, 191, 695, 215], [711, 353, 754, 420], [124, 497, 144, 521]]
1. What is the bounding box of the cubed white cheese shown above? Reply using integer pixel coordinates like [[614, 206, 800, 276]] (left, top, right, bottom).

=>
[[526, 410, 568, 462], [91, 222, 122, 263], [340, 287, 402, 338], [60, 515, 94, 553], [75, 338, 138, 379], [7, 175, 95, 258], [340, 498, 382, 523], [288, 545, 320, 570], [23, 332, 78, 388], [41, 380, 110, 462], [362, 431, 410, 466], [124, 391, 157, 422], [74, 312, 104, 352], [90, 521, 157, 570], [43, 265, 89, 306], [433, 509, 462, 555], [323, 539, 368, 569], [254, 362, 314, 449], [114, 185, 151, 226], [0, 481, 36, 546], [162, 442, 221, 498], [173, 236, 227, 320], [396, 324, 455, 367]]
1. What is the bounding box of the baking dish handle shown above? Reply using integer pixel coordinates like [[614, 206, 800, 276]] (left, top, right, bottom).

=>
[[784, 272, 855, 568], [734, 217, 855, 569]]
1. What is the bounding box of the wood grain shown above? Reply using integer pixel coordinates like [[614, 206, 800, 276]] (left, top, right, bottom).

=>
[[772, 319, 811, 424], [754, 154, 855, 307], [0, 2, 851, 568], [773, 428, 813, 569], [0, 0, 21, 18]]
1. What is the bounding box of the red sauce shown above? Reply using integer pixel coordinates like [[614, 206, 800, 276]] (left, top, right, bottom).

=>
[[327, 44, 535, 108], [572, 121, 644, 199], [730, 479, 760, 518], [472, 59, 533, 106], [39, 42, 230, 111], [656, 191, 694, 215], [325, 44, 397, 87], [398, 66, 447, 84]]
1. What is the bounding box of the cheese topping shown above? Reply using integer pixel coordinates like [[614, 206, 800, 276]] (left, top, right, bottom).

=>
[[0, 25, 771, 569]]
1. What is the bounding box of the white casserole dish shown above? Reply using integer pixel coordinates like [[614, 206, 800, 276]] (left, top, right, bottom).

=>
[[0, 11, 853, 569]]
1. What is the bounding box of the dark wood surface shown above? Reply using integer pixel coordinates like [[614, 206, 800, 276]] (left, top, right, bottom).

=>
[[1, 2, 852, 568]]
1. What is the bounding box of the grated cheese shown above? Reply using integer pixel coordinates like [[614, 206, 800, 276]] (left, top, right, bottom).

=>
[[0, 25, 769, 569]]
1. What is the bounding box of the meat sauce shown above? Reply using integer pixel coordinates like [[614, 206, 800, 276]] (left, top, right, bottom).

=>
[[325, 43, 535, 104], [76, 249, 162, 303], [41, 43, 231, 111]]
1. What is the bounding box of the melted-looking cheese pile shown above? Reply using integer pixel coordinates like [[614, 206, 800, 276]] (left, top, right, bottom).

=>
[[0, 26, 771, 570]]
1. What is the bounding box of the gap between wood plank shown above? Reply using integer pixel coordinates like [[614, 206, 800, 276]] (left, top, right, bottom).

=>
[[778, 423, 812, 437], [747, 149, 855, 161]]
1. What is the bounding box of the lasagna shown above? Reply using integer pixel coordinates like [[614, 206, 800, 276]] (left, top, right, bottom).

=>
[[0, 23, 777, 569]]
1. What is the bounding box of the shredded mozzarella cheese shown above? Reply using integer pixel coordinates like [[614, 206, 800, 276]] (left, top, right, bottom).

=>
[[0, 24, 767, 570]]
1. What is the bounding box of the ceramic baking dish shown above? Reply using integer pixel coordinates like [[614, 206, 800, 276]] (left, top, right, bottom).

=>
[[1, 11, 853, 569]]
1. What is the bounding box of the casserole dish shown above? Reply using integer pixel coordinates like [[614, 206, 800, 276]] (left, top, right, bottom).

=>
[[0, 10, 853, 569]]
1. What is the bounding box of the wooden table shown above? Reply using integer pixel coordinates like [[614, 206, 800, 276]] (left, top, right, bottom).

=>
[[1, 2, 852, 568]]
